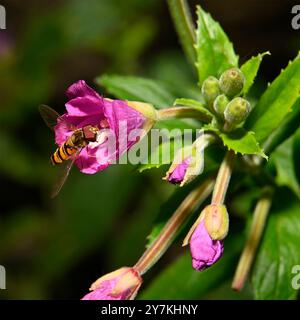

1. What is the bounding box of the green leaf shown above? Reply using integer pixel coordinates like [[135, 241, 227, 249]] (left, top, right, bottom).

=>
[[293, 128, 300, 184], [245, 52, 300, 143], [167, 0, 196, 66], [195, 6, 238, 86], [174, 97, 214, 120], [272, 136, 300, 198], [241, 52, 270, 95], [252, 198, 300, 299], [263, 98, 300, 156], [220, 130, 267, 158], [96, 74, 176, 108], [140, 233, 243, 299], [206, 126, 267, 158]]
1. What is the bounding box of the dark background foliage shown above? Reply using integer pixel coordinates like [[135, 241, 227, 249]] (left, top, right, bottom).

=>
[[0, 0, 298, 299]]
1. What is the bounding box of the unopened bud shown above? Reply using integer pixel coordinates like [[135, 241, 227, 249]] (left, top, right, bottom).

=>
[[219, 68, 245, 97], [82, 267, 142, 300], [204, 204, 229, 240], [164, 133, 214, 186], [188, 207, 224, 271], [213, 94, 230, 117], [201, 76, 220, 107], [164, 146, 203, 187], [224, 97, 251, 125]]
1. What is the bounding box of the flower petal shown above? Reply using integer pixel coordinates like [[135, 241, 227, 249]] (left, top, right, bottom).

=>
[[75, 145, 110, 174], [103, 99, 145, 157], [65, 96, 104, 118], [54, 115, 74, 146], [66, 80, 101, 100]]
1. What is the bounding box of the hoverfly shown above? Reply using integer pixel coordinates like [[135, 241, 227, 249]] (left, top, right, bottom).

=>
[[39, 105, 100, 198]]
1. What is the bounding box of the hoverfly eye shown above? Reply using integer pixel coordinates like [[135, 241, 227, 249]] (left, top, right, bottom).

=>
[[83, 126, 97, 142]]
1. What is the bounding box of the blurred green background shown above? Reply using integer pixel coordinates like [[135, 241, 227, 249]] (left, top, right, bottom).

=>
[[0, 0, 299, 299]]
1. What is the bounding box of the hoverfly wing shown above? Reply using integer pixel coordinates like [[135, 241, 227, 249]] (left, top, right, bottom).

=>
[[51, 153, 79, 198], [39, 104, 61, 131]]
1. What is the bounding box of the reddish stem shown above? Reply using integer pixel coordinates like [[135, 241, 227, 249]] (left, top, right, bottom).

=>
[[134, 178, 214, 275]]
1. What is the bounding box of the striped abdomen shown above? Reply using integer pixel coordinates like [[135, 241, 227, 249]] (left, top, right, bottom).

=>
[[51, 142, 78, 165], [50, 126, 98, 165]]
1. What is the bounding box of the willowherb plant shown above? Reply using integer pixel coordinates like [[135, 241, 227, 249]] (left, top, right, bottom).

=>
[[41, 0, 300, 300]]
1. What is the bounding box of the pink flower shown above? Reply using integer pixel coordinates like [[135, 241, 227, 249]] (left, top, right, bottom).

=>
[[190, 220, 224, 271], [82, 267, 142, 300], [55, 80, 156, 174]]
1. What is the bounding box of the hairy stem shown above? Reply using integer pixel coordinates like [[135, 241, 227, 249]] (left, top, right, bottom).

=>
[[232, 187, 273, 291], [211, 150, 235, 204], [134, 177, 215, 275], [167, 0, 196, 66]]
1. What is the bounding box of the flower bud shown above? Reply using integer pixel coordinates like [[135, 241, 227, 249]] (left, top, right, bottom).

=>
[[165, 155, 192, 185], [203, 204, 229, 240], [164, 133, 213, 186], [164, 145, 203, 187], [224, 97, 251, 125], [201, 76, 220, 107], [219, 68, 245, 97], [190, 219, 224, 271], [213, 94, 230, 117], [81, 267, 142, 300]]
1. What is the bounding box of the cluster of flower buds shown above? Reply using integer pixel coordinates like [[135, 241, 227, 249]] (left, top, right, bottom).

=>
[[201, 68, 251, 130]]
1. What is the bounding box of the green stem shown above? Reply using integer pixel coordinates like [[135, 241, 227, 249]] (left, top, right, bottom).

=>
[[167, 0, 196, 66], [157, 107, 212, 122], [211, 150, 235, 204], [232, 187, 273, 291], [223, 121, 235, 133], [134, 177, 215, 275]]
